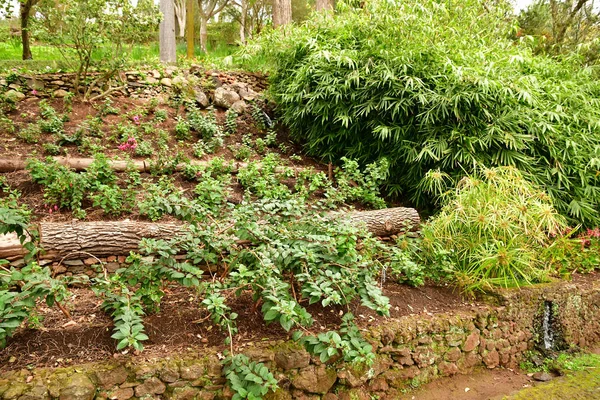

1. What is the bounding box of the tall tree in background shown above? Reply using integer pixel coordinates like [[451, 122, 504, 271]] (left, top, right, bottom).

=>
[[159, 0, 177, 63], [272, 0, 291, 26], [186, 0, 195, 57], [174, 0, 186, 37], [0, 0, 40, 60], [197, 0, 230, 52], [315, 0, 333, 12], [518, 0, 599, 63]]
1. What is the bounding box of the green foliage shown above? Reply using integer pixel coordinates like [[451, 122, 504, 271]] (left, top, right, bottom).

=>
[[0, 187, 70, 348], [187, 106, 222, 140], [27, 154, 127, 218], [139, 177, 205, 222], [38, 100, 65, 135], [249, 0, 600, 226], [295, 313, 375, 365], [544, 228, 600, 276], [36, 0, 161, 98], [222, 354, 278, 400], [175, 117, 192, 140], [419, 167, 567, 292], [224, 109, 238, 134]]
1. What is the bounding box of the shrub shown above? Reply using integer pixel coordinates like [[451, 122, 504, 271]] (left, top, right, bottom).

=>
[[419, 167, 566, 292], [248, 0, 600, 226]]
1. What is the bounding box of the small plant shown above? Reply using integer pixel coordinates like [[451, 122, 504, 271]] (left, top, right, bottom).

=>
[[264, 130, 277, 147], [222, 354, 278, 400], [224, 109, 238, 134], [134, 140, 154, 157], [174, 117, 191, 140], [419, 167, 567, 293], [231, 144, 253, 162], [16, 124, 41, 144], [38, 100, 65, 135], [154, 109, 168, 123], [187, 106, 222, 139], [42, 143, 62, 156]]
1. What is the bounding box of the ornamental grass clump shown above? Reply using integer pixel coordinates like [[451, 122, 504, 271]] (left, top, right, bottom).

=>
[[246, 0, 600, 226], [421, 167, 566, 293]]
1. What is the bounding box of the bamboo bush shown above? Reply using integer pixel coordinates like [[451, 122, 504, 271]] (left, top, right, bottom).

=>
[[246, 0, 600, 226]]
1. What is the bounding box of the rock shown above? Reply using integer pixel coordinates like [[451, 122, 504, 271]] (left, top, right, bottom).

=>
[[438, 361, 459, 376], [134, 377, 166, 397], [151, 70, 161, 79], [53, 89, 70, 98], [26, 78, 45, 91], [189, 64, 203, 75], [83, 258, 97, 266], [532, 372, 553, 382], [4, 90, 26, 102], [9, 84, 20, 90], [463, 331, 480, 352], [172, 76, 188, 87], [51, 80, 65, 86], [159, 366, 179, 383], [194, 89, 210, 108], [274, 348, 311, 371], [160, 78, 172, 87], [94, 367, 128, 389], [368, 377, 389, 392], [52, 264, 68, 275], [64, 260, 84, 266], [230, 100, 247, 114], [15, 384, 49, 400], [171, 387, 200, 400], [2, 383, 28, 400], [445, 347, 462, 362], [107, 387, 133, 400], [483, 350, 500, 369], [213, 87, 240, 109], [106, 263, 120, 273], [180, 362, 206, 380], [59, 373, 96, 400], [291, 365, 337, 394], [165, 67, 177, 77], [146, 77, 158, 85], [263, 388, 293, 400], [10, 259, 25, 268], [337, 388, 370, 400]]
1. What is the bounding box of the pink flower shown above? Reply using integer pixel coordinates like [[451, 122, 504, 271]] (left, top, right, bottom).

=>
[[32, 89, 38, 96], [132, 115, 140, 125], [48, 208, 52, 214], [118, 137, 137, 152], [54, 205, 58, 211]]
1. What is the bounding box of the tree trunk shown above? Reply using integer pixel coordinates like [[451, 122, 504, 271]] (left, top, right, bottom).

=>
[[20, 0, 35, 60], [345, 207, 420, 236], [159, 0, 178, 64], [273, 0, 291, 27], [186, 0, 195, 58], [239, 0, 248, 44], [0, 208, 420, 260], [174, 0, 187, 37], [0, 157, 303, 174], [315, 0, 334, 12], [200, 14, 208, 52]]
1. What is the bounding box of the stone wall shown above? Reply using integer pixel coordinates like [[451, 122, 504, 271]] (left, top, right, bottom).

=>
[[0, 278, 598, 400], [1, 66, 267, 112]]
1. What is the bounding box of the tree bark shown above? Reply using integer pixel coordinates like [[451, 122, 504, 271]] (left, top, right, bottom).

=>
[[272, 0, 291, 27], [20, 0, 37, 60], [159, 0, 178, 64], [0, 157, 304, 174], [174, 0, 187, 37], [186, 0, 195, 58], [345, 207, 420, 236], [199, 14, 208, 52], [0, 208, 420, 260], [315, 0, 334, 12]]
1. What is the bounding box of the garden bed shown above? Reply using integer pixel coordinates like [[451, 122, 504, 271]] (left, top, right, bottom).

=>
[[0, 281, 474, 372]]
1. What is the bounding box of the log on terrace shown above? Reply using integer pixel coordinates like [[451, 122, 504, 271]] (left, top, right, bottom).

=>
[[0, 207, 420, 261], [0, 157, 300, 174]]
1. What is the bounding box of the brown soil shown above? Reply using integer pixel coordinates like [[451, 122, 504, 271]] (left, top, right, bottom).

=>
[[398, 367, 534, 400], [1, 94, 328, 223], [0, 281, 478, 371]]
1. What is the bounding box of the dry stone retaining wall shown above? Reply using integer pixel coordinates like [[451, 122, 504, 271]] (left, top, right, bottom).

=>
[[0, 278, 598, 400]]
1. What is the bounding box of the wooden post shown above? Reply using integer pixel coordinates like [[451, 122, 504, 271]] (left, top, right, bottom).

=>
[[186, 0, 195, 58]]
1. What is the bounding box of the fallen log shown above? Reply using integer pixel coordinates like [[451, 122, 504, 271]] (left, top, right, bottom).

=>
[[0, 157, 302, 174], [0, 207, 420, 261]]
